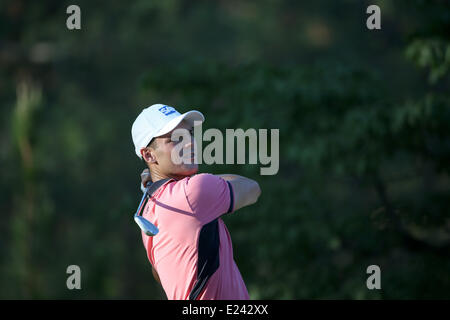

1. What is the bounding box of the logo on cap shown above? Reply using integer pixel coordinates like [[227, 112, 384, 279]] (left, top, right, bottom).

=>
[[158, 105, 176, 116]]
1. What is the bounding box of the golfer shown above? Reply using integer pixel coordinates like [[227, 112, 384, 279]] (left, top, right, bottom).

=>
[[131, 104, 261, 300]]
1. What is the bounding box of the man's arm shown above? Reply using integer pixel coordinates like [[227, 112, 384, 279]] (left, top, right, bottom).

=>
[[217, 174, 261, 212]]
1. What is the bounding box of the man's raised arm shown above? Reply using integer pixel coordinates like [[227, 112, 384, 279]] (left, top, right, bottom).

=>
[[217, 174, 261, 212]]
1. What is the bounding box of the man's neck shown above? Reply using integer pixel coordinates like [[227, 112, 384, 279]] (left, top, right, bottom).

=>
[[150, 171, 186, 183]]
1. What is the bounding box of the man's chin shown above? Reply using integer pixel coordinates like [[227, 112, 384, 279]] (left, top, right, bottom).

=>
[[178, 164, 199, 177], [186, 165, 199, 176]]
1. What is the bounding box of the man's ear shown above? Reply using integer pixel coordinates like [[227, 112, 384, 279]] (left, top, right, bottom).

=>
[[140, 147, 157, 164]]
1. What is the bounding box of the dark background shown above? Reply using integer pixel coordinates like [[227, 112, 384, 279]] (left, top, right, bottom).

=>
[[1, 0, 449, 299]]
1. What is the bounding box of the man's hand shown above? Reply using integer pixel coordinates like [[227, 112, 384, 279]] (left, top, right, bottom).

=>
[[141, 168, 152, 188]]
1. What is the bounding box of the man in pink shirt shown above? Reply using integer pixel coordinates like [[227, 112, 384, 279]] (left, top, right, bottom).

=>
[[131, 104, 261, 300]]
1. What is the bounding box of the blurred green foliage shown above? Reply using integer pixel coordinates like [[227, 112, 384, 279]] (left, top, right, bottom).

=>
[[0, 0, 449, 299]]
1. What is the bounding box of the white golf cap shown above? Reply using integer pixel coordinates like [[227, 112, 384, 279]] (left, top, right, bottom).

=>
[[131, 104, 204, 158]]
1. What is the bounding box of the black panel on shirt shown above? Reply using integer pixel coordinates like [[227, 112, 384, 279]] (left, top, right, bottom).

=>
[[188, 179, 234, 300], [226, 181, 234, 214], [189, 219, 220, 300]]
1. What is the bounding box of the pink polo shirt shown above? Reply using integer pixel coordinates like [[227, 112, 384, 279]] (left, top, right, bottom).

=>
[[140, 173, 249, 300]]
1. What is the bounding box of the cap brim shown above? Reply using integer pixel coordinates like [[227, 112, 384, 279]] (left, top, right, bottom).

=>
[[155, 110, 204, 137]]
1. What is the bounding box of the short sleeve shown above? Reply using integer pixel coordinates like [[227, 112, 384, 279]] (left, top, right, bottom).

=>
[[185, 173, 234, 223]]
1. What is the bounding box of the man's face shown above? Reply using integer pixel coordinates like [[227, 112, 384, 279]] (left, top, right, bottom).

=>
[[149, 120, 198, 179]]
